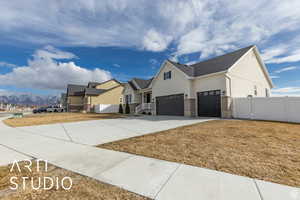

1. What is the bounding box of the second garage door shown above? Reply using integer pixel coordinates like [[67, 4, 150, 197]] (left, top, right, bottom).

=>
[[197, 90, 221, 117], [156, 94, 184, 116]]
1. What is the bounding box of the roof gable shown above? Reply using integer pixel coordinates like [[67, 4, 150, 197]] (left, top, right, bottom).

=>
[[169, 45, 254, 77], [132, 78, 153, 89]]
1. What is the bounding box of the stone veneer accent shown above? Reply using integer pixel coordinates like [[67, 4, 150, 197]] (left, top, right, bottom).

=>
[[184, 98, 196, 117], [151, 102, 156, 115], [221, 96, 233, 118]]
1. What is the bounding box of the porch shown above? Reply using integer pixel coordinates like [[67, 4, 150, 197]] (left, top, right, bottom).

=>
[[135, 91, 152, 114]]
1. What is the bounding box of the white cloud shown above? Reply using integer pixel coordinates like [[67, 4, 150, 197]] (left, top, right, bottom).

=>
[[0, 46, 112, 90], [0, 0, 300, 59], [263, 48, 300, 64], [270, 75, 280, 79], [271, 87, 300, 96], [272, 87, 300, 93], [0, 61, 18, 68], [142, 29, 172, 52], [274, 66, 299, 74], [113, 64, 120, 68], [149, 58, 159, 69]]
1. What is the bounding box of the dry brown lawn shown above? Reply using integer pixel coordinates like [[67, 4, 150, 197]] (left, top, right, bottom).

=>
[[99, 120, 300, 187], [3, 113, 123, 127], [0, 161, 149, 200]]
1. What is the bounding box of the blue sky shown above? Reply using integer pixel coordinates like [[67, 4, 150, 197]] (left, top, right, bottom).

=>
[[0, 0, 300, 96]]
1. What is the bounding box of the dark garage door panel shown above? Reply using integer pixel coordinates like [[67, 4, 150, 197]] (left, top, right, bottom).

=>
[[156, 94, 184, 116], [197, 90, 221, 117]]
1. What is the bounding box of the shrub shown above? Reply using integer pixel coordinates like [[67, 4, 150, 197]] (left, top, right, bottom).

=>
[[118, 104, 123, 114], [125, 103, 130, 114]]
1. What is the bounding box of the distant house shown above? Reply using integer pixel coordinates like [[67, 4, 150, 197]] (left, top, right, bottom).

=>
[[123, 45, 273, 118], [122, 78, 153, 114], [66, 79, 124, 112]]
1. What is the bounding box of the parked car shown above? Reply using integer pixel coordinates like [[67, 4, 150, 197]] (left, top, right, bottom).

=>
[[46, 105, 64, 112], [33, 107, 47, 114]]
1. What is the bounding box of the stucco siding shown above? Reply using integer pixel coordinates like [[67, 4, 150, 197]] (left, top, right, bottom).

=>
[[152, 62, 190, 98], [191, 74, 226, 98], [228, 49, 271, 97], [91, 86, 123, 105], [96, 80, 120, 89]]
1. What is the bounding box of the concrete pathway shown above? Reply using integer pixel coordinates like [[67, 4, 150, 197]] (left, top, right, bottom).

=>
[[0, 117, 299, 200]]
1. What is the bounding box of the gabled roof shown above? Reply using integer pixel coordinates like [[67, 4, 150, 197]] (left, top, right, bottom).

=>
[[67, 84, 86, 96], [88, 79, 122, 88], [85, 88, 107, 96], [169, 45, 254, 77], [87, 82, 101, 88], [132, 78, 153, 89], [128, 81, 137, 90]]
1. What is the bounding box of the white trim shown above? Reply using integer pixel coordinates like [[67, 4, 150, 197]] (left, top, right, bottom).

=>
[[253, 46, 274, 88], [131, 79, 141, 90]]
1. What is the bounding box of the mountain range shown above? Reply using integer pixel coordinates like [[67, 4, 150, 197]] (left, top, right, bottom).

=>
[[0, 94, 60, 106]]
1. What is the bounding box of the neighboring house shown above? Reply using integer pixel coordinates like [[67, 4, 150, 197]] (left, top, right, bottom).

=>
[[66, 79, 124, 112], [124, 45, 273, 118], [122, 78, 153, 114]]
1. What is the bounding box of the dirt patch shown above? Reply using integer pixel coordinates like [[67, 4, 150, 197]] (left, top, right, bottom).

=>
[[0, 161, 149, 200], [99, 120, 300, 187], [3, 113, 124, 127]]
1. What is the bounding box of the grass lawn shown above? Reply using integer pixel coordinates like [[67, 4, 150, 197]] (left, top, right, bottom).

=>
[[3, 113, 123, 127], [0, 161, 149, 200], [99, 120, 300, 187]]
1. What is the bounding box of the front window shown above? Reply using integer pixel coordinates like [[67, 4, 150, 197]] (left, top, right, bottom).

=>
[[163, 71, 172, 80], [125, 94, 132, 104]]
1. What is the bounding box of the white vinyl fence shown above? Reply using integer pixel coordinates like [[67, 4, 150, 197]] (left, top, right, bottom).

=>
[[94, 104, 119, 113], [233, 97, 300, 123]]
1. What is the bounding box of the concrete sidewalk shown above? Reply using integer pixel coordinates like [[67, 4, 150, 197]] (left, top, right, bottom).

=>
[[0, 118, 299, 200]]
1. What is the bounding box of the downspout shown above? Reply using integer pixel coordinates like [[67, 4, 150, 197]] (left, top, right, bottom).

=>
[[225, 73, 233, 118], [225, 73, 232, 97]]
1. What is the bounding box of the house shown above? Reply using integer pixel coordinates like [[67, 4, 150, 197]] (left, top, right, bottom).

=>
[[66, 79, 124, 112], [122, 78, 153, 114], [123, 45, 273, 118]]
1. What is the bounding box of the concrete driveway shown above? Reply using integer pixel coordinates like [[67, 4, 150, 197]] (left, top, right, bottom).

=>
[[0, 116, 298, 200], [16, 115, 215, 145]]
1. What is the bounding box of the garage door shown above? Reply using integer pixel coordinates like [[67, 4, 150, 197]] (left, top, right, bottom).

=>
[[197, 90, 221, 117], [156, 94, 184, 116]]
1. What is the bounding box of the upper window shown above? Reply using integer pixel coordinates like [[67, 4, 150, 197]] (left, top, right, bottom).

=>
[[163, 71, 172, 80]]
